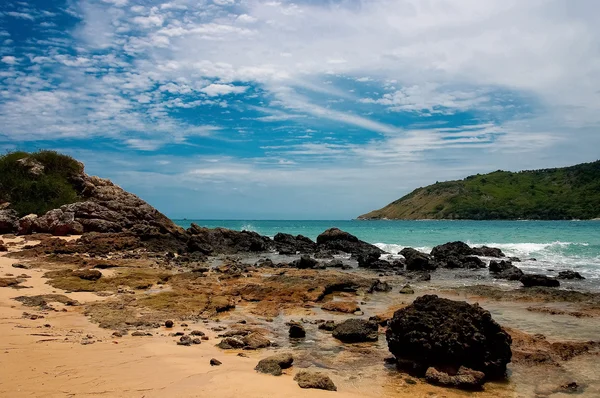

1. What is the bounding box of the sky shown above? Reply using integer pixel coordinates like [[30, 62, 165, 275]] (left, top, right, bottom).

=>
[[1, 0, 599, 219]]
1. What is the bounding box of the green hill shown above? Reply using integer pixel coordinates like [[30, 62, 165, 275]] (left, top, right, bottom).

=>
[[358, 161, 600, 220], [0, 150, 83, 217]]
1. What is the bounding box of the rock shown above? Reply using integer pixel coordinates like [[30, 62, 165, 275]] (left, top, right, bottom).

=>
[[17, 214, 37, 235], [273, 233, 316, 254], [131, 331, 152, 337], [192, 338, 201, 344], [386, 295, 512, 378], [242, 332, 271, 350], [11, 263, 31, 270], [33, 209, 83, 236], [165, 320, 174, 328], [321, 301, 360, 314], [210, 358, 222, 366], [316, 228, 384, 256], [425, 366, 485, 390], [112, 331, 124, 337], [217, 337, 245, 349], [430, 242, 487, 268], [332, 319, 378, 343], [399, 284, 414, 294], [472, 246, 505, 258], [190, 330, 205, 336], [368, 279, 392, 293], [326, 259, 350, 269], [291, 254, 319, 269], [557, 270, 585, 280], [489, 260, 524, 280], [255, 353, 294, 376], [0, 240, 7, 252], [294, 371, 337, 391], [318, 320, 336, 331], [177, 335, 193, 346], [520, 274, 560, 288], [72, 269, 102, 281], [462, 256, 486, 269], [289, 322, 306, 338], [0, 209, 18, 234], [400, 248, 437, 271], [187, 225, 271, 255]]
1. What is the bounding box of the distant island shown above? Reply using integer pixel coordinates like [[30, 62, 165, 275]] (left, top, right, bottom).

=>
[[358, 160, 600, 220]]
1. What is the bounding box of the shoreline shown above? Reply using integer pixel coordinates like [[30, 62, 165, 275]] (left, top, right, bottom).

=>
[[1, 234, 600, 397]]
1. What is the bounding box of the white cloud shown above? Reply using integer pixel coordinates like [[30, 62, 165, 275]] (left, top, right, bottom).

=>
[[236, 14, 258, 23], [200, 83, 248, 96], [5, 11, 35, 20], [1, 56, 18, 65]]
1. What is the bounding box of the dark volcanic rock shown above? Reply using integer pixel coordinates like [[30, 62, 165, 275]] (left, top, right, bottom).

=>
[[165, 320, 174, 328], [425, 366, 485, 390], [291, 255, 319, 269], [210, 358, 222, 366], [472, 246, 505, 258], [489, 260, 524, 281], [294, 371, 337, 391], [386, 295, 512, 378], [557, 270, 585, 280], [431, 241, 474, 259], [316, 228, 384, 256], [289, 322, 306, 338], [273, 233, 316, 254], [187, 224, 271, 255], [332, 319, 378, 343], [520, 274, 560, 288], [400, 248, 437, 271]]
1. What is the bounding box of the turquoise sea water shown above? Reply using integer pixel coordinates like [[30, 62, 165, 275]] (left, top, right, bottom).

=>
[[173, 220, 600, 280]]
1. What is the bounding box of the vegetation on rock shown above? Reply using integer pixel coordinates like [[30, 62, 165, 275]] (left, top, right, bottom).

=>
[[359, 160, 600, 220], [0, 150, 82, 217]]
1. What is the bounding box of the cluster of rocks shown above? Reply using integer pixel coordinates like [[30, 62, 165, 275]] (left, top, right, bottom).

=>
[[217, 331, 271, 350]]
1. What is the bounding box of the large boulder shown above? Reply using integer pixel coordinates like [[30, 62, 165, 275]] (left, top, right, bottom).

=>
[[520, 274, 560, 288], [187, 225, 271, 255], [472, 246, 505, 258], [430, 242, 487, 269], [386, 295, 512, 378], [332, 319, 378, 343], [273, 233, 316, 254], [0, 209, 18, 234], [17, 214, 37, 235], [316, 228, 384, 256], [400, 248, 437, 271], [489, 260, 524, 280]]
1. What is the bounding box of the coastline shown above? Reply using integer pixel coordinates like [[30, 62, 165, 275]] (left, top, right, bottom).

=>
[[2, 233, 600, 397]]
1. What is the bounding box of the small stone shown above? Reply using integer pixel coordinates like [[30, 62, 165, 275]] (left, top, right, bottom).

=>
[[192, 338, 201, 345], [318, 320, 336, 331], [131, 331, 152, 337], [177, 335, 193, 346], [112, 331, 123, 337], [399, 283, 414, 294], [190, 330, 205, 336], [210, 358, 222, 366], [165, 320, 174, 328]]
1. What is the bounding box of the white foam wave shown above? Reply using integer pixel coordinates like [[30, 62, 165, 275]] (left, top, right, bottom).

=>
[[467, 241, 589, 257], [240, 224, 258, 233]]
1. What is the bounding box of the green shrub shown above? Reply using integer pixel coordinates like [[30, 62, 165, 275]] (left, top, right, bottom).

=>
[[0, 150, 82, 216]]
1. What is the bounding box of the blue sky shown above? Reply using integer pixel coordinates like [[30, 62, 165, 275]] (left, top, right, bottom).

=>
[[1, 0, 599, 219]]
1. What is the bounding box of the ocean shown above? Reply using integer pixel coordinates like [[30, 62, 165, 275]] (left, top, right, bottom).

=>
[[173, 219, 600, 282]]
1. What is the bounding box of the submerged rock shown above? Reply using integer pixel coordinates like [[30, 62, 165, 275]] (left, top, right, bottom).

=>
[[386, 295, 512, 378], [332, 319, 378, 343], [520, 274, 560, 288], [294, 371, 337, 391], [288, 322, 306, 339], [399, 283, 414, 295], [291, 254, 319, 269], [322, 301, 360, 314], [425, 366, 485, 390], [368, 279, 392, 293]]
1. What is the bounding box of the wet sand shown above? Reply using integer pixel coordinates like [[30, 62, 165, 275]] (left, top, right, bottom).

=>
[[1, 238, 599, 397]]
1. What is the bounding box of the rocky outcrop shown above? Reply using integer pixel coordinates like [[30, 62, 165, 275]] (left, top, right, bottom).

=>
[[332, 319, 378, 343], [489, 260, 524, 280], [430, 242, 488, 269], [186, 224, 271, 255], [273, 233, 316, 254], [316, 228, 384, 257], [520, 274, 560, 288], [0, 209, 18, 234], [386, 295, 512, 379], [400, 248, 437, 271]]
